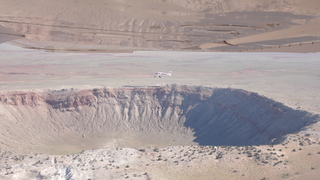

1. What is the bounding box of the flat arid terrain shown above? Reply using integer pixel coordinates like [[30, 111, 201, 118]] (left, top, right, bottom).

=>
[[0, 0, 320, 180], [1, 0, 320, 52]]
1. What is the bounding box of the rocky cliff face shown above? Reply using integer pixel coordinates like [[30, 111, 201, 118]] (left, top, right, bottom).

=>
[[0, 85, 318, 154]]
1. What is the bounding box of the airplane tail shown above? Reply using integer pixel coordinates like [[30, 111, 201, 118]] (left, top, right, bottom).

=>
[[168, 71, 172, 76]]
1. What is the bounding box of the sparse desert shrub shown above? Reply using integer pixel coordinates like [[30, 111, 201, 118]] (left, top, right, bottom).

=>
[[282, 173, 289, 178], [216, 152, 223, 159]]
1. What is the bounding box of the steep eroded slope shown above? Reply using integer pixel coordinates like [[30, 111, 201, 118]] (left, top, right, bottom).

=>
[[0, 85, 318, 154]]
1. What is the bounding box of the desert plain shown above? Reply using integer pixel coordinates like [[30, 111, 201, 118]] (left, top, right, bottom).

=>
[[0, 0, 320, 180]]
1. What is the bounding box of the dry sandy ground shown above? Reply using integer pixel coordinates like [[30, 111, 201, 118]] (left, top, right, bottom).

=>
[[0, 132, 320, 180], [0, 0, 320, 52]]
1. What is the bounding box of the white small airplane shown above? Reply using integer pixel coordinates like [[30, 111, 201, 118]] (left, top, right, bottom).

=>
[[153, 71, 172, 78]]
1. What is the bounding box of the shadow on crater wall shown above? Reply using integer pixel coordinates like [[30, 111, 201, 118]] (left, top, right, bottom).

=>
[[183, 88, 318, 146]]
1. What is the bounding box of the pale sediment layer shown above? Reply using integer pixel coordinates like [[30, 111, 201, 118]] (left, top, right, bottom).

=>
[[1, 0, 320, 52], [0, 85, 318, 154]]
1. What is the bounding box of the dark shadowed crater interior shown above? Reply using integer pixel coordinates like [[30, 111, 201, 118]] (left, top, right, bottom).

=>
[[0, 85, 318, 154]]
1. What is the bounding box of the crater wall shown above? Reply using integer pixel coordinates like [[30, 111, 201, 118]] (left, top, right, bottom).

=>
[[0, 85, 318, 154]]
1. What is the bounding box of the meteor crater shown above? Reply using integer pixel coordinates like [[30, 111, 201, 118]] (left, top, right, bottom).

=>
[[0, 85, 318, 154]]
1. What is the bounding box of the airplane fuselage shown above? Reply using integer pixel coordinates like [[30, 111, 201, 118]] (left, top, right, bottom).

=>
[[153, 71, 172, 78]]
